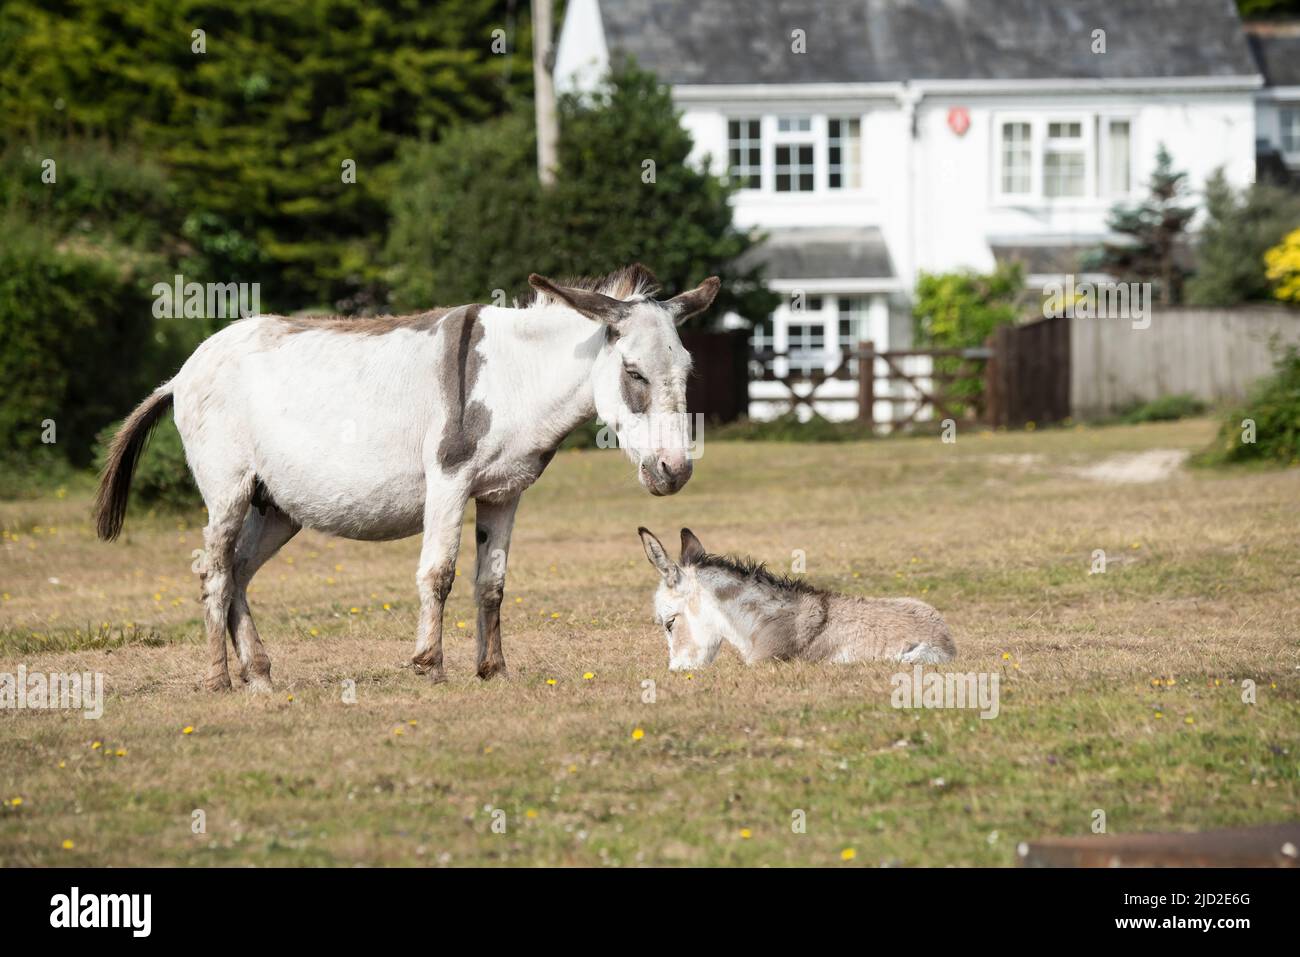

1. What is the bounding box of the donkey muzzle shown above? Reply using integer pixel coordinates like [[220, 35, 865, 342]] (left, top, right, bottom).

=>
[[640, 451, 693, 496]]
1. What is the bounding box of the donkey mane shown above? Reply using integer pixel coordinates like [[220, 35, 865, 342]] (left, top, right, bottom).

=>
[[691, 552, 821, 597], [276, 264, 662, 335], [276, 307, 456, 336], [519, 263, 661, 309]]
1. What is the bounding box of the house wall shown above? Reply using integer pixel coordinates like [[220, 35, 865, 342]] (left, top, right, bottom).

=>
[[1070, 306, 1300, 418], [678, 87, 1258, 289]]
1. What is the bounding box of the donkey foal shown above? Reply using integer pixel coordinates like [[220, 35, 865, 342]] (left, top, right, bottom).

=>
[[638, 528, 956, 670]]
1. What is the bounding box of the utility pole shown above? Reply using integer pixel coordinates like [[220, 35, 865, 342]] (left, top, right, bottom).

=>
[[533, 0, 559, 187]]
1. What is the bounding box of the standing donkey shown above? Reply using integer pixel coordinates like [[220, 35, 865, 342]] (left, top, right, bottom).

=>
[[96, 264, 718, 691]]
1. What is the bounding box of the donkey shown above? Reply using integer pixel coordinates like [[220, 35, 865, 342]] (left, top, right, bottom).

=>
[[637, 528, 956, 670], [95, 264, 719, 691]]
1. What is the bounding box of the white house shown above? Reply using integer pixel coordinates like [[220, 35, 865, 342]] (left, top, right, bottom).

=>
[[1247, 20, 1300, 179], [556, 0, 1266, 421]]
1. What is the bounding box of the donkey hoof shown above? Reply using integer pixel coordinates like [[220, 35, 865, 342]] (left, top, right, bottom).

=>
[[204, 672, 233, 692], [476, 661, 509, 681], [244, 674, 274, 694]]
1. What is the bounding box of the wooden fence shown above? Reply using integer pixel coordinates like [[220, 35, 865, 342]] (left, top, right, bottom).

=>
[[751, 342, 994, 429], [1069, 306, 1300, 418]]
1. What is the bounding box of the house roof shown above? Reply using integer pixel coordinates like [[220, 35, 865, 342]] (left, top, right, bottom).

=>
[[989, 240, 1102, 277], [595, 0, 1260, 86], [1245, 21, 1300, 87], [737, 227, 894, 280]]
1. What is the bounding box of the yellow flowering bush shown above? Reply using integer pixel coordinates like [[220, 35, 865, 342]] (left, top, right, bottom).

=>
[[1264, 228, 1300, 303]]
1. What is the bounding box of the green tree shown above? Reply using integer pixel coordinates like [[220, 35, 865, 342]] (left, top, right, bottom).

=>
[[1186, 170, 1300, 306], [0, 0, 530, 310], [912, 262, 1025, 412], [1088, 145, 1197, 306], [386, 66, 779, 326]]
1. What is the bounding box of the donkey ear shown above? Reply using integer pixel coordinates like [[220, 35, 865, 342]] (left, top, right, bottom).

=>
[[529, 274, 629, 325], [664, 276, 721, 326], [638, 527, 680, 586], [679, 528, 706, 566]]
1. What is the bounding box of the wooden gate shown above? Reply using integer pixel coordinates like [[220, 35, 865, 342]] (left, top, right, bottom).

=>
[[984, 314, 1071, 428], [750, 342, 993, 429]]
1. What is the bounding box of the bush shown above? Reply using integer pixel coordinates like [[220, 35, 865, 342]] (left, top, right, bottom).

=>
[[912, 262, 1024, 412], [1195, 347, 1300, 467], [1119, 394, 1207, 424], [1185, 172, 1300, 306], [711, 413, 877, 443], [1264, 228, 1300, 304], [0, 219, 163, 466], [386, 66, 779, 327], [92, 413, 199, 510]]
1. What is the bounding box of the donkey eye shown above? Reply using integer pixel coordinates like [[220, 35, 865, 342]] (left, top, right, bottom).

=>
[[626, 367, 648, 384], [665, 616, 676, 632]]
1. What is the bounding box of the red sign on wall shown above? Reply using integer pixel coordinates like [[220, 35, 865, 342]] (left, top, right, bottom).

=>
[[948, 106, 971, 137]]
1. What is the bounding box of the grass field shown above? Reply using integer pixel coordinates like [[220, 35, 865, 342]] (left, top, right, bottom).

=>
[[1, 418, 1297, 866]]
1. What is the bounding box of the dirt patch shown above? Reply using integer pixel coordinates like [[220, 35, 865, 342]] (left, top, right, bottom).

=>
[[1075, 449, 1188, 484]]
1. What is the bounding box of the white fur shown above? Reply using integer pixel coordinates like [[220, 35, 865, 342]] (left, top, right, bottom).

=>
[[149, 284, 703, 690]]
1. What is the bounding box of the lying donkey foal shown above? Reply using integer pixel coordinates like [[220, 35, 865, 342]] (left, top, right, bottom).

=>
[[638, 528, 956, 670]]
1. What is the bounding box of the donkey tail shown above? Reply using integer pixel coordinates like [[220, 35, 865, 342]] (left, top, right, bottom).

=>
[[94, 385, 175, 541]]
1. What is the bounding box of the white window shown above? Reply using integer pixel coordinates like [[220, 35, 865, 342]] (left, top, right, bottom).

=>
[[1100, 118, 1132, 195], [727, 118, 762, 189], [837, 296, 871, 373], [999, 121, 1032, 196], [996, 114, 1118, 202], [1043, 121, 1086, 198], [786, 321, 826, 376], [749, 318, 775, 376], [827, 118, 861, 190], [1282, 107, 1300, 155], [774, 115, 816, 192]]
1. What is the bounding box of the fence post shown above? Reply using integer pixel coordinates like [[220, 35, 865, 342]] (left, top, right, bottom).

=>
[[857, 340, 875, 427]]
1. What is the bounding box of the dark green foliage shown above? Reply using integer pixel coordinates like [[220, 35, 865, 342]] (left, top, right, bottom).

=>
[[1185, 171, 1300, 306], [386, 67, 779, 326], [912, 262, 1025, 410], [1119, 394, 1208, 424], [711, 413, 878, 443], [1086, 145, 1196, 305], [0, 220, 164, 467], [0, 0, 531, 310], [1196, 347, 1300, 467], [93, 414, 199, 510], [1236, 0, 1300, 14]]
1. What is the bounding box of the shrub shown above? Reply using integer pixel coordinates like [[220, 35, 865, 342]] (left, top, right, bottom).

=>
[[912, 262, 1024, 412], [1119, 394, 1207, 424], [1185, 172, 1300, 306], [1195, 347, 1300, 467], [0, 219, 162, 466], [1264, 228, 1300, 304], [386, 66, 779, 327]]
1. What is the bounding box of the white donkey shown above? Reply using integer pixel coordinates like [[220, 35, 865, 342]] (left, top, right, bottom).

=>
[[638, 528, 956, 670], [96, 265, 719, 691]]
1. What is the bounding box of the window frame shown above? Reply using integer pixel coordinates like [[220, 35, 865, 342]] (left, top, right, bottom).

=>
[[993, 113, 1119, 205], [726, 117, 764, 190], [1280, 106, 1300, 157], [724, 113, 866, 195]]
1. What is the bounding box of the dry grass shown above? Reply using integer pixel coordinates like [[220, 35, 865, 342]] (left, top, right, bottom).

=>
[[1, 418, 1297, 866]]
